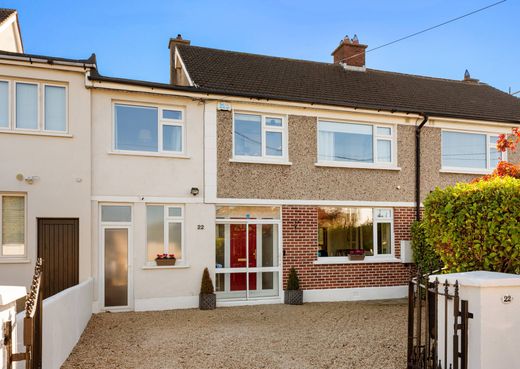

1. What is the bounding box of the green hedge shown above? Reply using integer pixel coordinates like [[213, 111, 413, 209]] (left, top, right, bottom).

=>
[[411, 221, 442, 273], [423, 176, 520, 274]]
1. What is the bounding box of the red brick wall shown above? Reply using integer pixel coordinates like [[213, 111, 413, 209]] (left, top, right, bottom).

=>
[[282, 205, 415, 290]]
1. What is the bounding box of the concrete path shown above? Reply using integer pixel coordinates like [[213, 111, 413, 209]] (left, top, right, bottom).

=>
[[63, 300, 407, 369]]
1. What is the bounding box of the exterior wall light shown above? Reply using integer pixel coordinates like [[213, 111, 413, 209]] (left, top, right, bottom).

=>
[[190, 187, 200, 196]]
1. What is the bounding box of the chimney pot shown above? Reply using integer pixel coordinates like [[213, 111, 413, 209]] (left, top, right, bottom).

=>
[[332, 34, 367, 69], [463, 69, 479, 84]]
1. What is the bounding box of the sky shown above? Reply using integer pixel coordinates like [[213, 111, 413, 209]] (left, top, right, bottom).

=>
[[3, 0, 519, 93]]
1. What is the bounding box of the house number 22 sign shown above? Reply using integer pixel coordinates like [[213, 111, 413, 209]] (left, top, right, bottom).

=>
[[502, 295, 512, 304]]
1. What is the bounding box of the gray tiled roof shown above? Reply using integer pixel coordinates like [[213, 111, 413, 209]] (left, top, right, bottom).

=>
[[177, 44, 520, 124]]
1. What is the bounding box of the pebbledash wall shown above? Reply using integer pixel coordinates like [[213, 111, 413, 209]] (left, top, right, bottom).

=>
[[282, 206, 414, 299]]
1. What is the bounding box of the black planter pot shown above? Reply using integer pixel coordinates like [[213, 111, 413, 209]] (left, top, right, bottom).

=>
[[284, 290, 303, 305], [199, 293, 216, 310]]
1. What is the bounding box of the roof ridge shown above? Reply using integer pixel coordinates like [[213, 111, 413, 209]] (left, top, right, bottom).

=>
[[178, 44, 337, 67], [181, 44, 495, 86]]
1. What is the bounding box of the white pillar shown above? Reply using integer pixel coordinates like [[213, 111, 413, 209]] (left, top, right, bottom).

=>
[[431, 271, 520, 369], [0, 286, 26, 369]]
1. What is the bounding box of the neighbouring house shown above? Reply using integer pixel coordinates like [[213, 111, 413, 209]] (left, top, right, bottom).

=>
[[1, 10, 519, 312]]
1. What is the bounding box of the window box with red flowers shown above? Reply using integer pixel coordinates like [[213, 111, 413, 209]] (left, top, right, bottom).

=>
[[348, 249, 366, 261], [155, 254, 176, 266]]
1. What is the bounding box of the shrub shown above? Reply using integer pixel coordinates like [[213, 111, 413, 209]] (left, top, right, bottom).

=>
[[411, 221, 442, 273], [286, 267, 300, 290], [423, 176, 520, 274], [200, 268, 214, 294]]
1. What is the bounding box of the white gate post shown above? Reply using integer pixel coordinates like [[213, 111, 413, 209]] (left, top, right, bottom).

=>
[[0, 286, 26, 369], [432, 271, 520, 369]]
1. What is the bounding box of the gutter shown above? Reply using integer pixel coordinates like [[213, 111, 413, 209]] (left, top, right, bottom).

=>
[[0, 53, 96, 69], [415, 115, 429, 221]]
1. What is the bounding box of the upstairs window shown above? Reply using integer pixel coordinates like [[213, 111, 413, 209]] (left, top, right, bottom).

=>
[[233, 113, 287, 161], [318, 121, 395, 166], [3, 81, 67, 133], [441, 131, 505, 171], [114, 103, 184, 154]]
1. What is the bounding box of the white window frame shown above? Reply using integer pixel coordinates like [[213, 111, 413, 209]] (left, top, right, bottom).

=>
[[112, 102, 186, 156], [232, 111, 289, 163], [441, 129, 507, 174], [145, 204, 185, 265], [315, 207, 395, 263], [0, 80, 11, 130], [316, 120, 397, 169], [6, 80, 69, 134], [0, 193, 27, 259]]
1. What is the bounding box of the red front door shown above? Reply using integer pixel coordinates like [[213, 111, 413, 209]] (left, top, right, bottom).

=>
[[230, 224, 257, 291]]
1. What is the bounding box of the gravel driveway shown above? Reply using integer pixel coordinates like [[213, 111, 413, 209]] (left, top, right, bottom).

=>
[[63, 300, 407, 369]]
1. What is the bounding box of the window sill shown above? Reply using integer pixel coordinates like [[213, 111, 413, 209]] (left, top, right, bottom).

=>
[[440, 168, 492, 175], [0, 258, 31, 264], [141, 264, 190, 270], [108, 151, 191, 159], [0, 129, 72, 138], [315, 162, 401, 171], [313, 257, 401, 265], [229, 158, 292, 166]]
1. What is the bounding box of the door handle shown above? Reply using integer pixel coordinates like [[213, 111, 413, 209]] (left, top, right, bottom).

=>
[[237, 258, 246, 262]]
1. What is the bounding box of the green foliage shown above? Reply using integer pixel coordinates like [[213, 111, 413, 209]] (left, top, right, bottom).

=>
[[423, 176, 520, 274], [200, 267, 214, 294], [411, 221, 442, 273], [286, 267, 300, 290]]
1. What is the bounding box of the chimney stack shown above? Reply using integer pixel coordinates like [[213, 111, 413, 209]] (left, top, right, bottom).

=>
[[463, 69, 479, 84], [331, 34, 367, 70], [168, 34, 191, 85]]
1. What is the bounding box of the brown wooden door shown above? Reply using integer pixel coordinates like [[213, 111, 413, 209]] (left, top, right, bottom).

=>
[[37, 218, 79, 299]]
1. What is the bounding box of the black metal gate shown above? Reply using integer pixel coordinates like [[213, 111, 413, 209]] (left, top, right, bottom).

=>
[[407, 271, 473, 369]]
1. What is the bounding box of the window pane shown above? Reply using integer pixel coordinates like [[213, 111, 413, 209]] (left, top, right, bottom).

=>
[[377, 223, 392, 255], [101, 205, 131, 222], [266, 131, 283, 156], [2, 196, 25, 256], [0, 81, 8, 128], [216, 224, 225, 268], [162, 110, 182, 120], [115, 104, 158, 152], [216, 206, 280, 219], [377, 139, 391, 162], [147, 205, 164, 261], [168, 222, 182, 259], [163, 125, 182, 152], [377, 127, 392, 136], [442, 131, 486, 169], [489, 135, 502, 169], [16, 83, 38, 129], [168, 207, 182, 217], [318, 122, 373, 162], [317, 207, 373, 257], [44, 86, 66, 131], [261, 224, 278, 267], [234, 113, 261, 156], [266, 117, 282, 127]]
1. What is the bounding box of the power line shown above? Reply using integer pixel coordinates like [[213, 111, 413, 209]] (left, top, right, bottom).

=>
[[346, 0, 507, 61]]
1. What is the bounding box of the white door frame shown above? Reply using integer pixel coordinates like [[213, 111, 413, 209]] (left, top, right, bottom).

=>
[[215, 218, 283, 302], [99, 204, 134, 312]]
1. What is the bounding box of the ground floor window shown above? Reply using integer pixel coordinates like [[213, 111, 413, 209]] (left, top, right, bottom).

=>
[[1, 194, 25, 257], [317, 207, 393, 258], [146, 205, 184, 263]]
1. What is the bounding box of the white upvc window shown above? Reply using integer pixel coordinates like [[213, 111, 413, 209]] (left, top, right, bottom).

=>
[[317, 120, 396, 167], [0, 194, 26, 258], [146, 205, 184, 264], [441, 130, 506, 172], [113, 103, 185, 155], [233, 112, 288, 162], [0, 80, 68, 133], [317, 207, 394, 260]]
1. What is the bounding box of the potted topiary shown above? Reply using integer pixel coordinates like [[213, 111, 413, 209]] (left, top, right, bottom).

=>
[[284, 267, 303, 305], [155, 253, 176, 266], [348, 249, 365, 261], [199, 267, 216, 310]]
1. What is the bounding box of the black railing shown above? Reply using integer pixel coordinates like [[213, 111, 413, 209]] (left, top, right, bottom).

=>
[[407, 270, 472, 369]]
